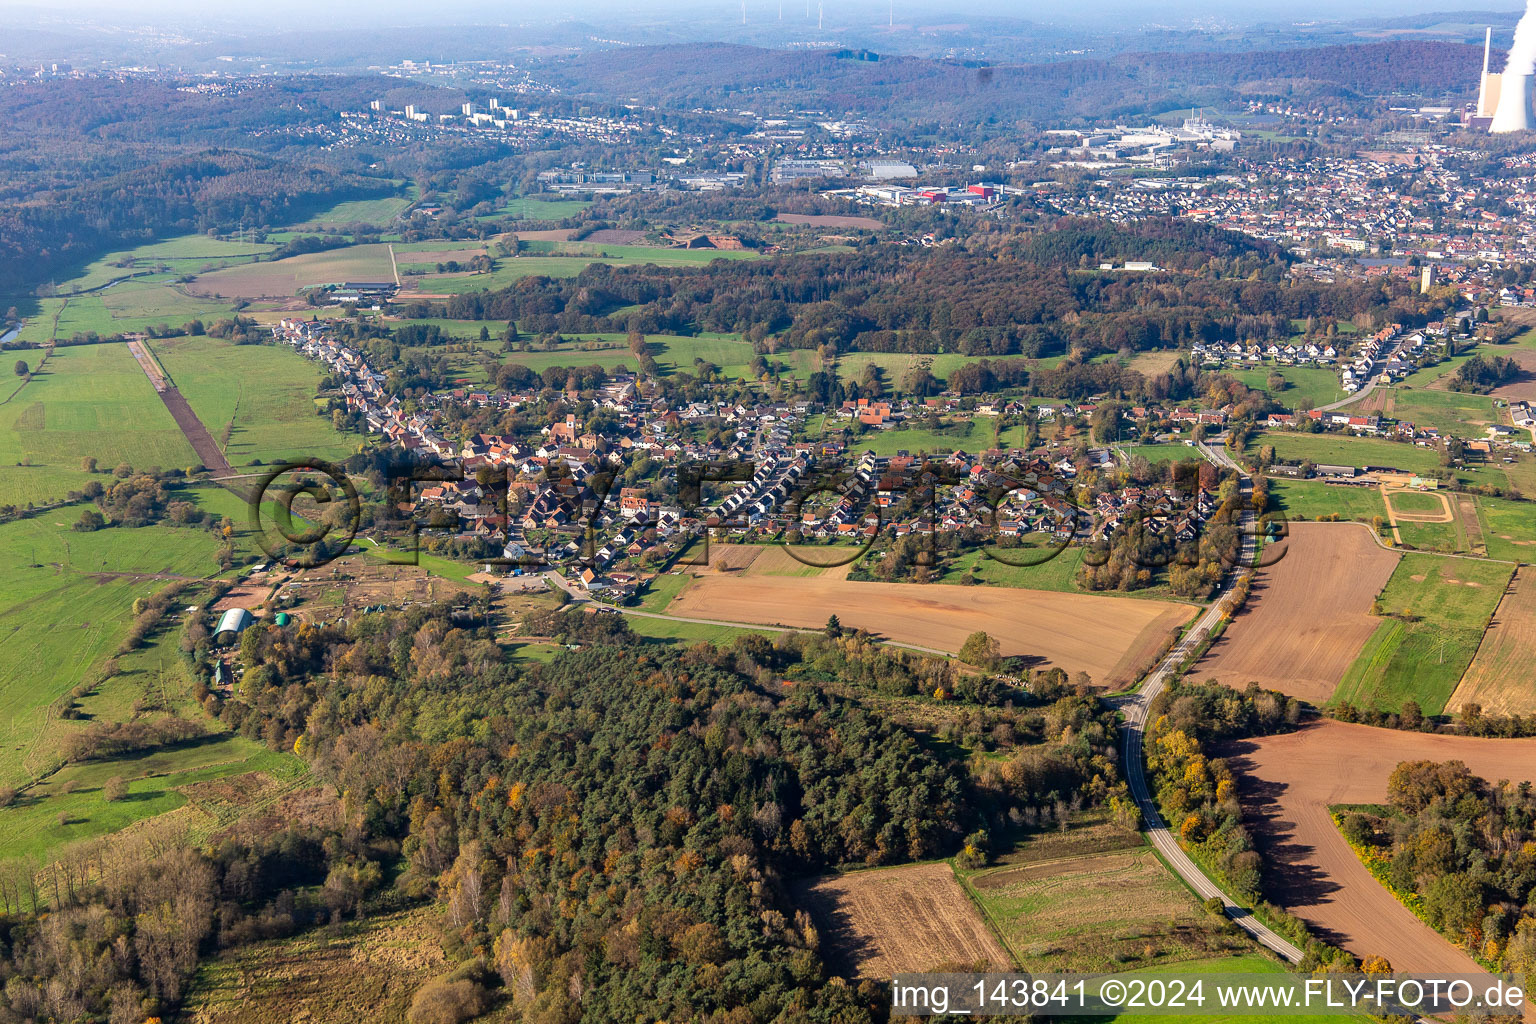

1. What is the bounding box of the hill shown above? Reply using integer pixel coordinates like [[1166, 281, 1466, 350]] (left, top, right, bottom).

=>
[[545, 40, 1492, 125]]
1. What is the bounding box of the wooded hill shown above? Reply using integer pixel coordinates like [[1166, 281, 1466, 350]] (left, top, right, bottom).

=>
[[544, 40, 1492, 126]]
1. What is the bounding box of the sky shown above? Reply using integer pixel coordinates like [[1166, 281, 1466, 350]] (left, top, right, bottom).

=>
[[3, 0, 1529, 31]]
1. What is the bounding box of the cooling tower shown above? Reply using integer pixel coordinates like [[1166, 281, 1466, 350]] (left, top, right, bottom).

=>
[[1481, 72, 1504, 118], [1491, 73, 1533, 132]]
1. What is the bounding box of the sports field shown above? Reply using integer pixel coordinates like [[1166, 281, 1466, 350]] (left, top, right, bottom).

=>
[[1331, 552, 1513, 714], [664, 575, 1197, 688]]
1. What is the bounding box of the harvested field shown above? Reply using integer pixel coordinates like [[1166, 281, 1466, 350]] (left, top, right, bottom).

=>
[[583, 228, 647, 244], [795, 862, 1010, 978], [1448, 567, 1536, 715], [1194, 523, 1399, 702], [776, 213, 885, 230], [396, 247, 488, 264], [509, 228, 574, 241], [186, 245, 396, 299], [182, 905, 446, 1024], [700, 543, 850, 577], [665, 575, 1196, 688], [1226, 719, 1536, 972]]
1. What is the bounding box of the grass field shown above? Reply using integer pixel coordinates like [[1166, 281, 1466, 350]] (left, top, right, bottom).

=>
[[1385, 491, 1444, 514], [1231, 366, 1345, 409], [1395, 519, 1461, 553], [150, 335, 356, 466], [1380, 386, 1498, 436], [1119, 443, 1201, 466], [494, 195, 591, 220], [1332, 553, 1514, 714], [413, 242, 763, 295], [0, 342, 199, 506], [0, 737, 299, 863], [1264, 479, 1386, 522], [1254, 432, 1443, 476], [182, 903, 460, 1024], [959, 817, 1245, 973], [296, 195, 412, 227], [0, 511, 222, 786], [1476, 496, 1536, 563]]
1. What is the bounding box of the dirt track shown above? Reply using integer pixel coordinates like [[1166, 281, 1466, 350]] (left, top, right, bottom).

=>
[[665, 576, 1195, 688], [125, 340, 233, 474], [1227, 719, 1536, 971], [1195, 523, 1399, 702]]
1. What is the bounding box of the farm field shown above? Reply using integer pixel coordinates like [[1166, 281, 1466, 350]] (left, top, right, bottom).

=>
[[1225, 719, 1536, 974], [149, 335, 356, 466], [0, 342, 198, 506], [1448, 567, 1536, 715], [1264, 479, 1386, 522], [1195, 523, 1399, 703], [794, 861, 1011, 978], [0, 511, 221, 787], [1476, 496, 1536, 562], [1331, 553, 1513, 715], [664, 575, 1197, 688], [187, 244, 400, 298], [963, 834, 1244, 973], [181, 904, 461, 1024], [775, 212, 885, 230]]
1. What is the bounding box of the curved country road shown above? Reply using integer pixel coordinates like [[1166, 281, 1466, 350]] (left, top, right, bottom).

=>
[[1120, 441, 1305, 961]]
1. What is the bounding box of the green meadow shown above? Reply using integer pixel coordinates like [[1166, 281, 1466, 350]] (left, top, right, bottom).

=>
[[1332, 553, 1514, 714], [149, 335, 357, 466], [0, 342, 199, 506], [0, 511, 222, 786]]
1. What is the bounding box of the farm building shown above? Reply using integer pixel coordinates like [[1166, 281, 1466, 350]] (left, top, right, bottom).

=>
[[214, 607, 254, 644]]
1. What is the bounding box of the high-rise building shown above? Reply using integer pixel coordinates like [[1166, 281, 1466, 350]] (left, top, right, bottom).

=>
[[1421, 265, 1435, 293], [461, 102, 476, 117]]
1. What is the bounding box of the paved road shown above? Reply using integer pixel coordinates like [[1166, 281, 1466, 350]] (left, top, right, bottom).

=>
[[1119, 442, 1306, 962]]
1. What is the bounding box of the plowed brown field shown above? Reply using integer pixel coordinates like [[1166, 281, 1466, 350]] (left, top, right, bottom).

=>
[[1448, 568, 1536, 714], [1226, 719, 1536, 971], [1195, 523, 1399, 702], [665, 576, 1196, 688], [795, 862, 1011, 977]]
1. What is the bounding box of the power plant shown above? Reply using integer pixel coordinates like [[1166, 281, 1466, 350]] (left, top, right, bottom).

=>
[[1488, 2, 1536, 133]]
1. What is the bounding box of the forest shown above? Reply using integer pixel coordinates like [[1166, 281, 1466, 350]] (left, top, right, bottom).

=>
[[0, 600, 1128, 1023], [404, 219, 1449, 366], [1340, 760, 1536, 975], [544, 41, 1488, 127]]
